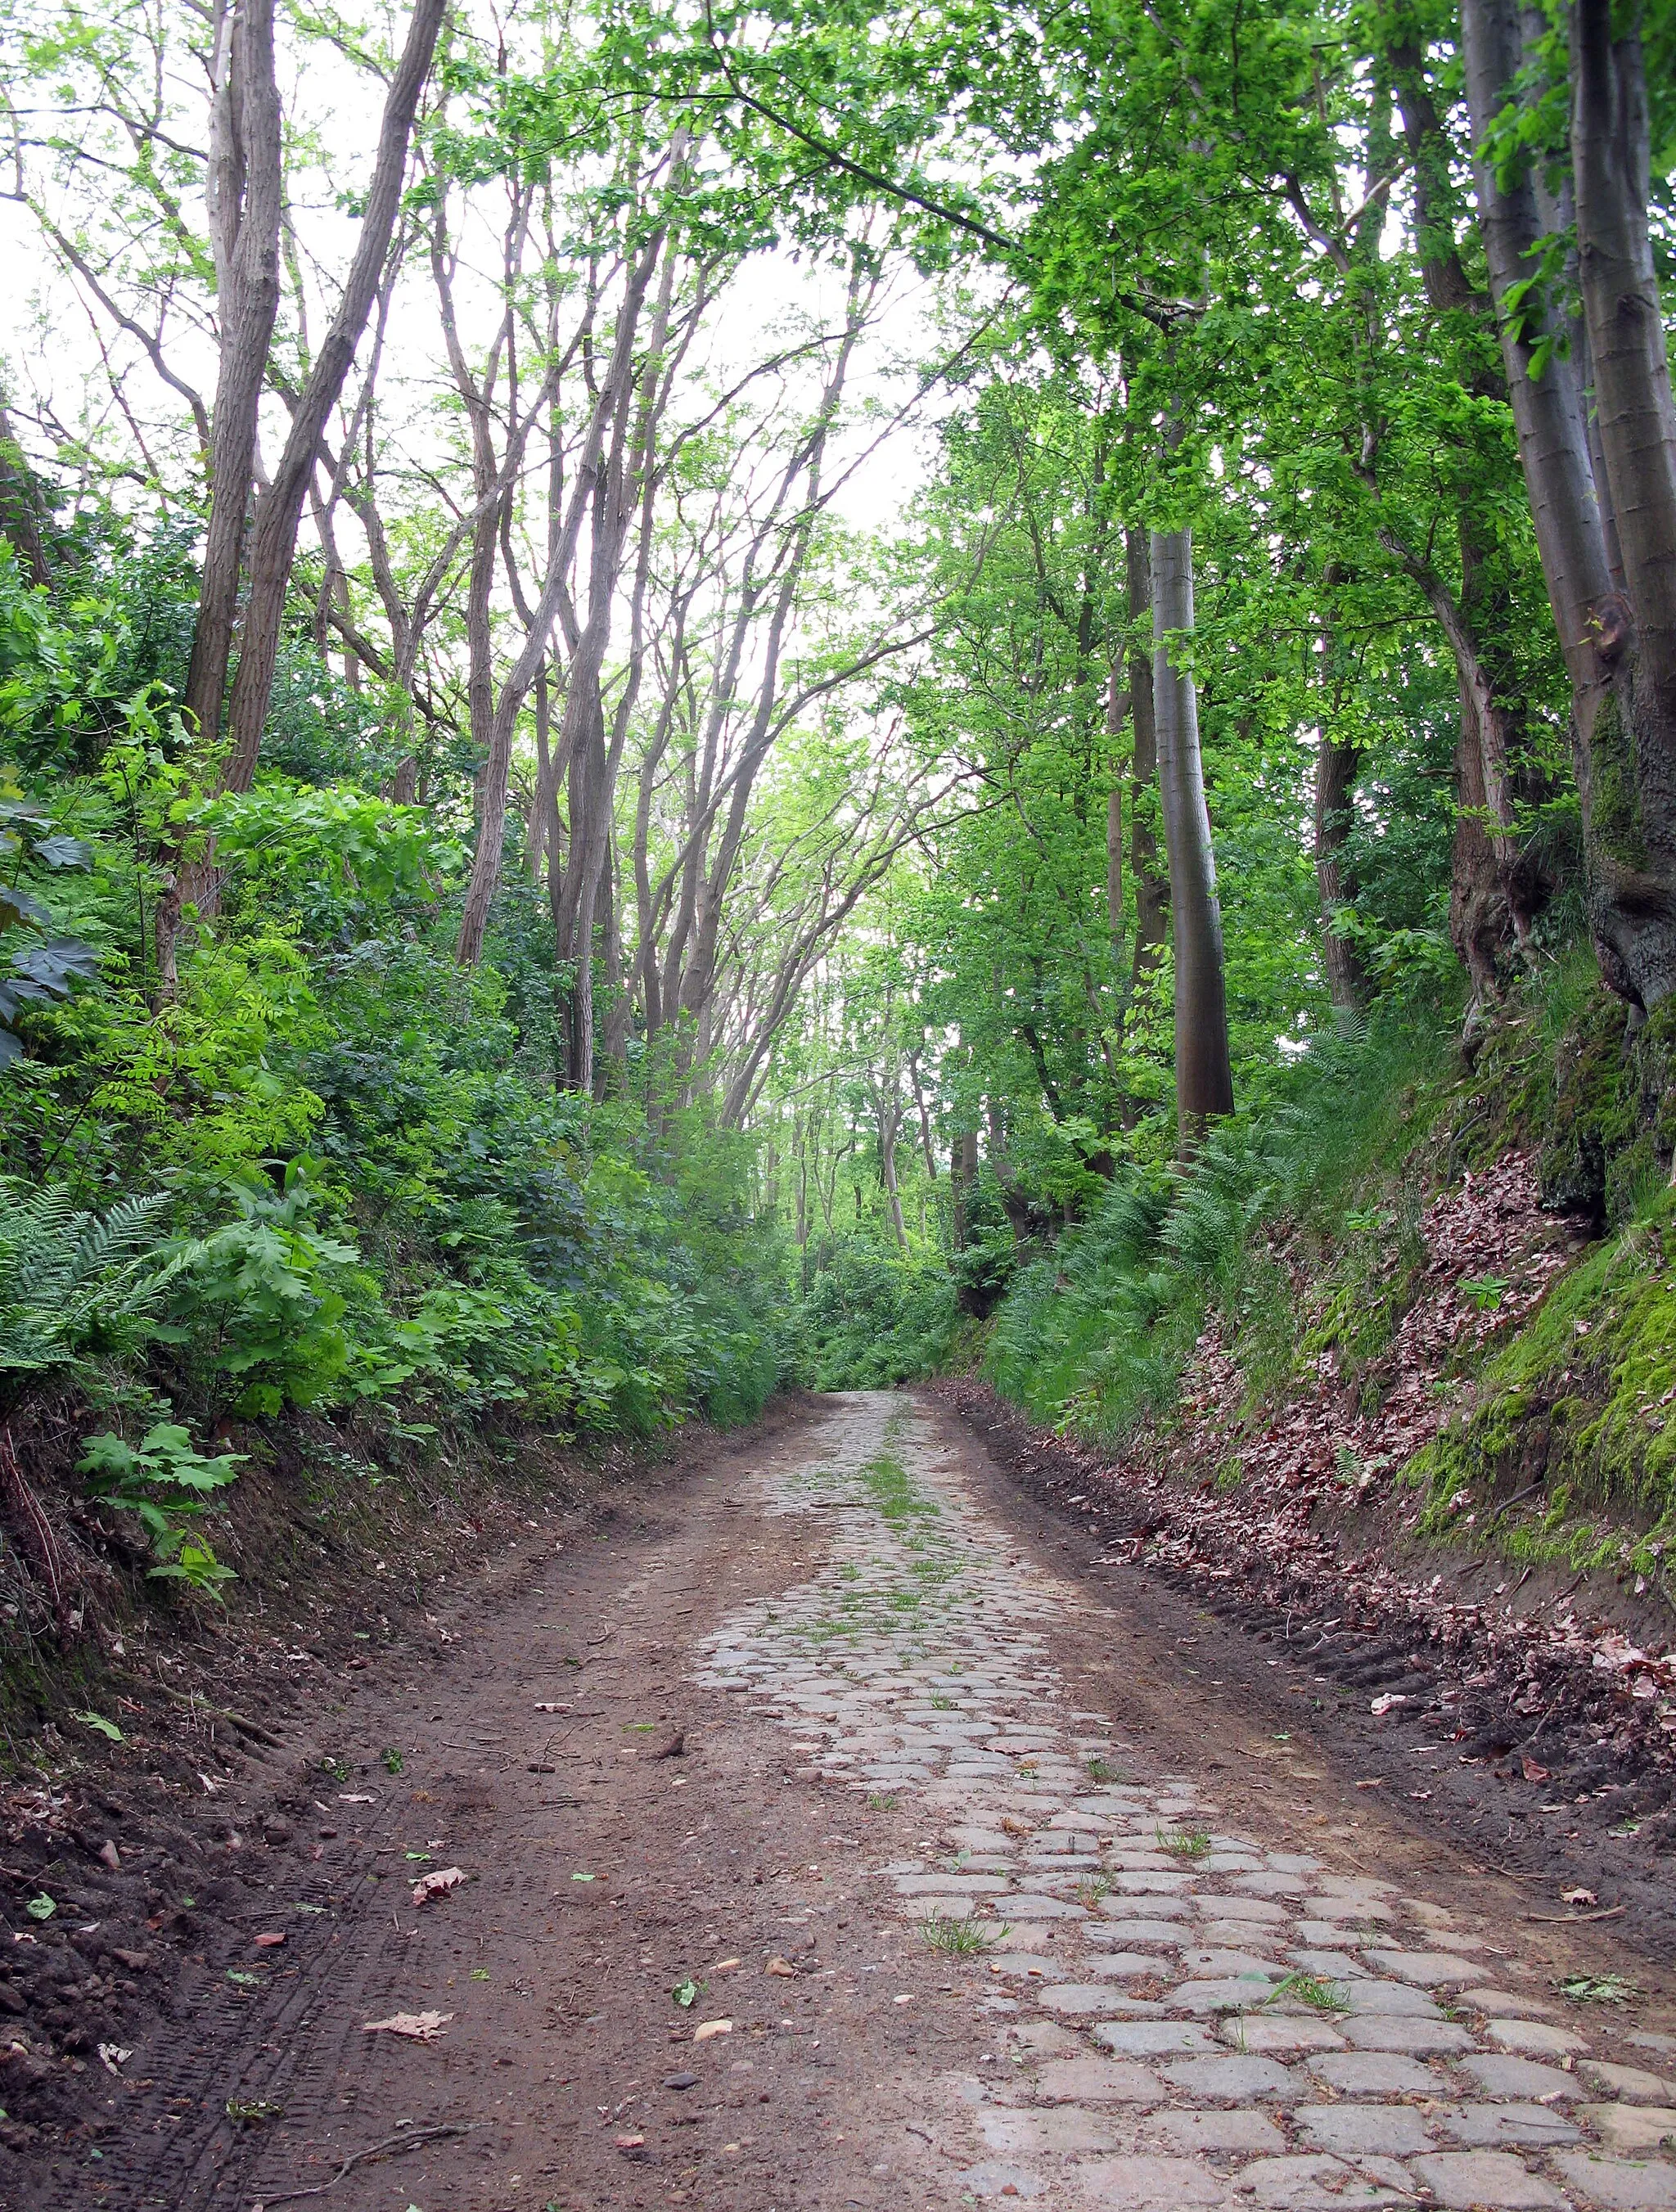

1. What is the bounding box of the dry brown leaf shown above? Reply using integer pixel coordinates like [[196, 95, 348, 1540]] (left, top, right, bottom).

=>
[[411, 1865, 467, 1907], [362, 2010, 453, 2041], [693, 2018, 732, 2042]]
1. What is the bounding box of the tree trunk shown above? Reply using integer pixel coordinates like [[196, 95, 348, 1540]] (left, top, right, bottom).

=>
[[1570, 0, 1676, 1009], [1313, 731, 1367, 1022], [1462, 0, 1676, 1010], [217, 0, 446, 800], [1124, 528, 1169, 997], [182, 0, 282, 754], [950, 1129, 977, 1250], [155, 0, 282, 996], [1151, 526, 1234, 1148], [879, 1094, 908, 1251]]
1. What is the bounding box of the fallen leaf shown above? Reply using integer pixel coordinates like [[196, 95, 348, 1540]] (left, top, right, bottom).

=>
[[411, 1866, 466, 1907], [671, 1977, 700, 2008], [252, 1932, 286, 1948], [570, 1872, 597, 1883], [98, 1840, 121, 1872], [1370, 1693, 1408, 1717], [693, 2018, 732, 2042], [765, 1956, 795, 1977], [24, 1894, 55, 1922], [1353, 1778, 1385, 1790], [363, 2011, 453, 2040], [75, 1710, 124, 1743], [337, 1793, 375, 1804], [1561, 1886, 1598, 1907], [1521, 1754, 1551, 1782]]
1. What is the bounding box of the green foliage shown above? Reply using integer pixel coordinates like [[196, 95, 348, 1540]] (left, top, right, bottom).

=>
[[988, 1016, 1454, 1441], [0, 1181, 195, 1414], [796, 1239, 965, 1388], [78, 1421, 241, 1593]]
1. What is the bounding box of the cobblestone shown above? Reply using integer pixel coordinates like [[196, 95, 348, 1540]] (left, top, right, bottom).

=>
[[692, 1392, 1676, 2212]]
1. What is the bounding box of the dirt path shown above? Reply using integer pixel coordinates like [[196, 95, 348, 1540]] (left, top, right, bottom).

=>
[[27, 1391, 1676, 2212]]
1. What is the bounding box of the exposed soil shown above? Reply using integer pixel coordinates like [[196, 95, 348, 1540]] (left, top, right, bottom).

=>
[[2, 1390, 1674, 2212]]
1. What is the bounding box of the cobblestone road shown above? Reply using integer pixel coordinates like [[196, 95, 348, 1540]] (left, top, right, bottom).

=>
[[695, 1391, 1676, 2210]]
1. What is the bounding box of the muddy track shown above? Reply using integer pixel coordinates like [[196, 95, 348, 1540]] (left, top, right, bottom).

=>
[[7, 1393, 1676, 2212]]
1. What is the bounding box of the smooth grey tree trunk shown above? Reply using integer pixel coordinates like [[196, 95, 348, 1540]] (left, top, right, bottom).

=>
[[155, 0, 281, 996], [1151, 526, 1233, 1147], [1463, 0, 1676, 1009]]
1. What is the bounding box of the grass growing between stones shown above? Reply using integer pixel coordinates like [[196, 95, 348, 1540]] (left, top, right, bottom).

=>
[[1268, 1970, 1351, 2015], [920, 1914, 1004, 1956], [1157, 1824, 1212, 1860]]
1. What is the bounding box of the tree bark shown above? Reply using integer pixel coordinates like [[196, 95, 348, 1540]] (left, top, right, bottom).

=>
[[1151, 526, 1233, 1147], [1313, 731, 1367, 1021], [217, 0, 446, 799], [154, 0, 282, 995], [1124, 528, 1169, 998], [1462, 0, 1676, 1008]]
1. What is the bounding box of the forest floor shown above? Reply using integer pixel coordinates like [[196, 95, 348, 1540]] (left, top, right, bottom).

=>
[[9, 1390, 1676, 2212]]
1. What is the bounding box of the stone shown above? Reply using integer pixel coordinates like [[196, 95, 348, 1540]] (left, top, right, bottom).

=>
[[1339, 1980, 1442, 2018], [1009, 2020, 1084, 2054], [1457, 1989, 1559, 2020], [1460, 2056, 1582, 2102], [1485, 2017, 1590, 2058], [1301, 1899, 1395, 1925], [1042, 1984, 1147, 2016], [977, 2106, 1122, 2156], [1003, 1893, 1088, 1920], [1034, 2058, 1161, 2104], [893, 1871, 1011, 1894], [1172, 1978, 1288, 2014], [1295, 2105, 1437, 2158], [1438, 2106, 1579, 2149], [1180, 1950, 1288, 1980], [1579, 2106, 1676, 2157], [1310, 2052, 1448, 2097], [1153, 2111, 1287, 2156], [1289, 1950, 1372, 1979], [1162, 2056, 1300, 2102], [1076, 2153, 1232, 2206], [1362, 1950, 1481, 1988], [1222, 2016, 1345, 2054], [1094, 2021, 1221, 2057], [1551, 2154, 1676, 2210], [1338, 2016, 1476, 2055], [1584, 2065, 1676, 2106], [1198, 1895, 1290, 1923], [955, 2160, 1050, 2200], [1230, 2154, 1412, 2208], [1090, 1954, 1179, 1980], [1230, 1872, 1310, 1897], [1408, 2153, 1566, 2209], [1297, 1920, 1390, 1945], [1118, 1872, 1196, 1894]]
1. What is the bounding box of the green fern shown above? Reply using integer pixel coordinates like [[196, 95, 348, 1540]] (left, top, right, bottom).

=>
[[0, 1181, 194, 1409]]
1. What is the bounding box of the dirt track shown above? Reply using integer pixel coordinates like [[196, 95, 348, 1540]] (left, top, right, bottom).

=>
[[14, 1392, 1676, 2212]]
